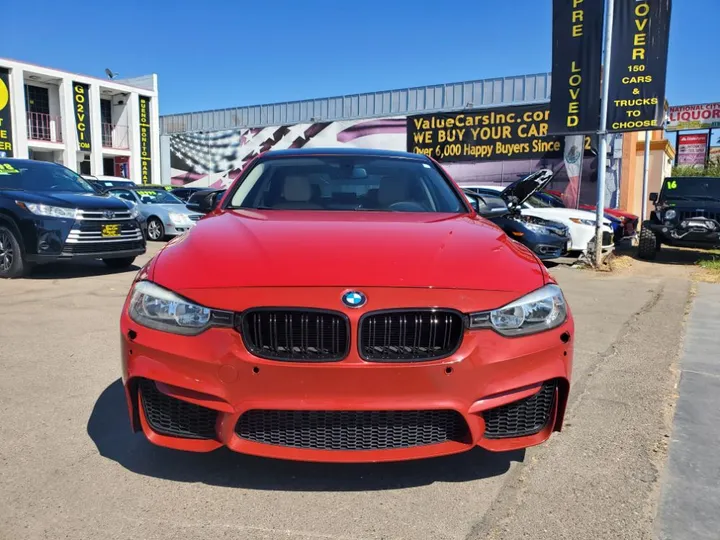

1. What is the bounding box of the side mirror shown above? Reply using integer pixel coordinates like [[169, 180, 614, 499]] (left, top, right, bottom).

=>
[[463, 190, 509, 219], [188, 190, 223, 214], [649, 192, 658, 202]]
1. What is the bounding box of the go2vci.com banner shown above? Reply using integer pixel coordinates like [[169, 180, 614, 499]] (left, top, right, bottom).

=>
[[408, 104, 592, 163]]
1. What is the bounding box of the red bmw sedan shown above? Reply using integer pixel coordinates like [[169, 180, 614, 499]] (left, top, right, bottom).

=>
[[120, 148, 574, 463]]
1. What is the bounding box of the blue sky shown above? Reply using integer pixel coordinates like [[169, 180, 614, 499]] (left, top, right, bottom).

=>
[[1, 0, 716, 115]]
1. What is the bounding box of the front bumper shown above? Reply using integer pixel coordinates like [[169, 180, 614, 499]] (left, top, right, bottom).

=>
[[121, 286, 574, 462], [647, 221, 720, 248], [23, 216, 146, 262]]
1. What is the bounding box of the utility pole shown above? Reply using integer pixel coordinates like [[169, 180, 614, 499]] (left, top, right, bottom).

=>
[[594, 0, 615, 267], [641, 131, 651, 223]]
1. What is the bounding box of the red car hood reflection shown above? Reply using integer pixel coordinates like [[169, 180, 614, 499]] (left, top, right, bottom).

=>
[[152, 210, 545, 293]]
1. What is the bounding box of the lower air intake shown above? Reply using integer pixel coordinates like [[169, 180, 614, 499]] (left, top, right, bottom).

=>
[[236, 409, 469, 450], [139, 379, 218, 440], [482, 381, 557, 439]]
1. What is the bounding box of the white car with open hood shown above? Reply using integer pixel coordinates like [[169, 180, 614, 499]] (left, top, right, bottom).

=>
[[463, 170, 615, 257]]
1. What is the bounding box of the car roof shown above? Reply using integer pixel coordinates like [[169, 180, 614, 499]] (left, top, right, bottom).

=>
[[0, 158, 61, 168], [260, 147, 429, 160]]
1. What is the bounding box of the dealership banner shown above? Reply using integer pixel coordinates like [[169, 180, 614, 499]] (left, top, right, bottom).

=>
[[138, 96, 152, 184], [710, 146, 720, 165], [548, 0, 604, 134], [0, 68, 14, 157], [607, 0, 672, 132], [677, 133, 708, 168], [72, 82, 92, 152], [666, 102, 720, 132], [408, 104, 592, 162]]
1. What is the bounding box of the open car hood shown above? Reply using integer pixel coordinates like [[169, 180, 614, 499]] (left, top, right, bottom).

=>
[[501, 169, 554, 207]]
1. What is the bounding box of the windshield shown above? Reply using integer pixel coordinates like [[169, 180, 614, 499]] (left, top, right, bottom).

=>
[[661, 177, 720, 201], [135, 189, 183, 204], [0, 160, 96, 193], [526, 193, 565, 209], [228, 155, 466, 213]]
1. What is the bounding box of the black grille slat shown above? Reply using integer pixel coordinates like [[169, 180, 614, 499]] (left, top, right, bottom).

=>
[[236, 409, 468, 450], [241, 309, 349, 361], [139, 380, 218, 440], [482, 381, 557, 439], [680, 210, 720, 222], [359, 310, 464, 362], [61, 240, 144, 255]]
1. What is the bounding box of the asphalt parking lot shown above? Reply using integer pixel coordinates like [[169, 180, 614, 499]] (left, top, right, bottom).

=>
[[0, 244, 697, 540]]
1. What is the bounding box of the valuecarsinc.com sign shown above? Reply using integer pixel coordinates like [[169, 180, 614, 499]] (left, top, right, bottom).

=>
[[408, 104, 592, 162], [73, 82, 92, 151]]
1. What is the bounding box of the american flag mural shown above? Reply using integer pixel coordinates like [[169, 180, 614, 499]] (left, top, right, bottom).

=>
[[168, 116, 606, 206]]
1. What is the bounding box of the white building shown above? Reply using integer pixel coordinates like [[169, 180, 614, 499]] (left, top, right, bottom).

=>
[[0, 58, 160, 184]]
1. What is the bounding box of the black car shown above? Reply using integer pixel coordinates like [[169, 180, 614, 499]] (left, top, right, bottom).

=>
[[171, 187, 208, 202], [464, 170, 571, 260], [639, 176, 720, 259], [0, 159, 146, 278]]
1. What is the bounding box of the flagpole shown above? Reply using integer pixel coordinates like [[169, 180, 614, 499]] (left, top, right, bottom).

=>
[[594, 0, 615, 267]]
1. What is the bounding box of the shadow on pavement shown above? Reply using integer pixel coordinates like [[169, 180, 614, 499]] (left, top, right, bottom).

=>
[[615, 242, 719, 267], [88, 379, 524, 491], [25, 261, 141, 280]]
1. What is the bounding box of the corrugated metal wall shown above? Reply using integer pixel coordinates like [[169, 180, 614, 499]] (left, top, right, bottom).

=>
[[160, 73, 552, 134]]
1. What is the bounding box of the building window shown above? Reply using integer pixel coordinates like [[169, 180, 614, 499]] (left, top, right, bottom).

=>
[[100, 99, 112, 124], [25, 85, 50, 114]]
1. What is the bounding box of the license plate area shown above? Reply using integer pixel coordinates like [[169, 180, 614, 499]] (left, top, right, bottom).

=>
[[101, 224, 122, 237]]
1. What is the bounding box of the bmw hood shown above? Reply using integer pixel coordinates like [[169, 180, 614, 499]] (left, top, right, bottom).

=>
[[151, 210, 547, 293], [13, 191, 132, 210]]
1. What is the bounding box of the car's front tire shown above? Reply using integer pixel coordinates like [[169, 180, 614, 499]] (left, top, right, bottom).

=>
[[147, 217, 165, 241], [637, 226, 658, 260], [103, 257, 137, 269], [0, 225, 27, 279]]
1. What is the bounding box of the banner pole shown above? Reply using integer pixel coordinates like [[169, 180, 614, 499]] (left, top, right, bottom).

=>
[[595, 0, 615, 267], [641, 132, 651, 224]]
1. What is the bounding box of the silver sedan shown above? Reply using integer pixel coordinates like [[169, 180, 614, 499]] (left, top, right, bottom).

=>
[[107, 187, 203, 241]]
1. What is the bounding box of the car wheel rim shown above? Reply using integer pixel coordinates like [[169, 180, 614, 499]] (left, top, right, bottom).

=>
[[148, 222, 161, 240], [0, 231, 14, 272]]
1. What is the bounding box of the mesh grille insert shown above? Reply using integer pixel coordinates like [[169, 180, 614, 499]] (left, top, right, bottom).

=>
[[139, 379, 218, 440], [240, 309, 349, 362], [236, 409, 469, 450], [482, 381, 557, 439], [359, 310, 464, 362]]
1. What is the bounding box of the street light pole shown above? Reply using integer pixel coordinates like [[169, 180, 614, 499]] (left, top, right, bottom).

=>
[[594, 0, 615, 267]]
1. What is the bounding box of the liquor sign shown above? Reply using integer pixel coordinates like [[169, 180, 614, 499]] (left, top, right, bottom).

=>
[[666, 102, 720, 132], [548, 0, 605, 134], [607, 0, 672, 132], [677, 133, 708, 168]]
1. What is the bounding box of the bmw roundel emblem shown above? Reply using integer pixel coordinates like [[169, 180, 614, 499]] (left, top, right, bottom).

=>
[[342, 291, 366, 308]]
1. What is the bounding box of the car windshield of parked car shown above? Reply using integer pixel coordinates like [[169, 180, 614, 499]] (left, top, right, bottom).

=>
[[661, 177, 720, 201], [0, 161, 96, 193], [228, 156, 467, 212], [135, 189, 183, 204], [525, 193, 564, 209]]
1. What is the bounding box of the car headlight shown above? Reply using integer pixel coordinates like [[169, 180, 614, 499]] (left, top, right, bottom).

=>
[[128, 205, 140, 219], [168, 212, 192, 226], [524, 222, 549, 234], [468, 284, 568, 337], [17, 202, 79, 219], [664, 209, 677, 220], [569, 217, 596, 226], [129, 281, 230, 335]]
